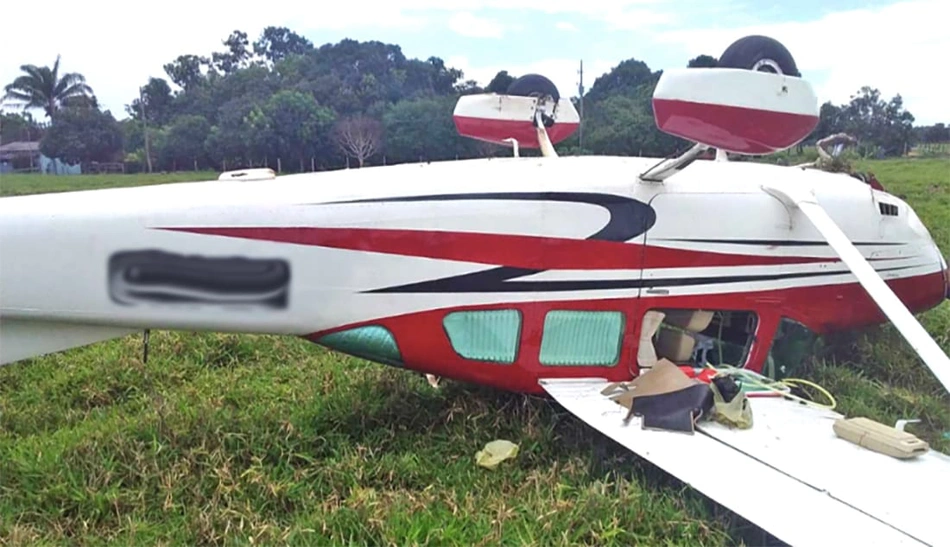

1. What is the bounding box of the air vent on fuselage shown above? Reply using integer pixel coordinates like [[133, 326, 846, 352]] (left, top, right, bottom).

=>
[[879, 202, 899, 216]]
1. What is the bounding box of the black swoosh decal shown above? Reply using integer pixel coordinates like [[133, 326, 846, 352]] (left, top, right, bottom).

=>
[[326, 192, 656, 243], [654, 238, 908, 247], [325, 192, 658, 293], [366, 265, 919, 294]]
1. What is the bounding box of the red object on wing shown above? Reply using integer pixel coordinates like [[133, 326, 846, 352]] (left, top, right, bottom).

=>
[[679, 366, 717, 383], [653, 99, 819, 155], [452, 116, 579, 148]]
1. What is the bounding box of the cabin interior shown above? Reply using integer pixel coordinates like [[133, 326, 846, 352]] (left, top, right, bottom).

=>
[[638, 307, 817, 380], [638, 308, 758, 372]]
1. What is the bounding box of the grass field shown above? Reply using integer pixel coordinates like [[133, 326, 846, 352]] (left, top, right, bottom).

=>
[[1, 158, 948, 545]]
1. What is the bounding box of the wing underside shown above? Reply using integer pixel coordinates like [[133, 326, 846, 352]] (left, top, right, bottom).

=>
[[539, 378, 949, 546]]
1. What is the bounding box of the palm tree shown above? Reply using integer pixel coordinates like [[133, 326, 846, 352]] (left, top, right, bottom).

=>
[[2, 55, 94, 119]]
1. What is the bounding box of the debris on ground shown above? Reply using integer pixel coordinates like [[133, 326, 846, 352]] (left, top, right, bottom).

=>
[[475, 439, 519, 469]]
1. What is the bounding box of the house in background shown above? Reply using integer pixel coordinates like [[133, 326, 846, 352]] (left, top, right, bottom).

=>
[[0, 141, 81, 175]]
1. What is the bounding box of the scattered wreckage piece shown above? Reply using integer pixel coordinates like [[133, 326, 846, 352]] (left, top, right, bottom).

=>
[[601, 359, 751, 433]]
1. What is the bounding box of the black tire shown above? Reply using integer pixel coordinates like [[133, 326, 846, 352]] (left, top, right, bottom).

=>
[[506, 74, 560, 102], [718, 35, 800, 77]]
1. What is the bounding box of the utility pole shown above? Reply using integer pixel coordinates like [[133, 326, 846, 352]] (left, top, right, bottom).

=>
[[139, 86, 153, 173], [578, 60, 585, 151]]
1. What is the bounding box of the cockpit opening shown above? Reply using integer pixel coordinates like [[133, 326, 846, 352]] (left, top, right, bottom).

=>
[[638, 308, 759, 372]]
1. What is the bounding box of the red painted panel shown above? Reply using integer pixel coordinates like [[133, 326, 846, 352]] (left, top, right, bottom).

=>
[[652, 98, 819, 154], [453, 115, 578, 147], [307, 271, 946, 395]]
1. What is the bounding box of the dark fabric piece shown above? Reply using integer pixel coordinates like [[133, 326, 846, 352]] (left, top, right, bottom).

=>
[[711, 375, 741, 403], [627, 384, 715, 433]]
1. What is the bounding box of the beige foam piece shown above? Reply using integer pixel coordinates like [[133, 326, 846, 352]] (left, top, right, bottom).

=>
[[833, 417, 930, 459], [637, 310, 666, 370], [655, 328, 696, 362], [603, 359, 699, 410], [661, 309, 714, 332]]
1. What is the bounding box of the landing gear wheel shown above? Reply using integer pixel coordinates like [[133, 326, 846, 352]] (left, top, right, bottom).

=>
[[717, 35, 800, 77], [507, 74, 560, 127], [506, 74, 560, 102]]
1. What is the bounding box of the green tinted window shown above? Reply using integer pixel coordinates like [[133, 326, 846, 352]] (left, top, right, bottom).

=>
[[318, 325, 403, 367], [443, 310, 521, 363], [539, 310, 625, 366]]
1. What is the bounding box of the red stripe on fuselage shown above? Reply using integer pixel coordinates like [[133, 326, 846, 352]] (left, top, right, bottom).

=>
[[161, 226, 838, 269]]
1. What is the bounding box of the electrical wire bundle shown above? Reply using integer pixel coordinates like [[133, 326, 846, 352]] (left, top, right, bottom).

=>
[[700, 363, 837, 410]]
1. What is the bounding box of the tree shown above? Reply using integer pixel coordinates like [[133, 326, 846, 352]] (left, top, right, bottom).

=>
[[687, 55, 718, 68], [583, 94, 683, 157], [839, 86, 915, 157], [0, 111, 43, 144], [253, 26, 313, 63], [2, 55, 94, 119], [159, 114, 211, 169], [921, 123, 949, 143], [126, 77, 174, 125], [333, 115, 382, 167], [262, 90, 336, 170], [163, 54, 209, 89], [585, 58, 657, 103], [213, 30, 253, 74], [40, 107, 123, 165], [382, 96, 475, 163], [486, 70, 515, 93]]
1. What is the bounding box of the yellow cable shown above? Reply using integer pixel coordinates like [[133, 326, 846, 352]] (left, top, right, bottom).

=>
[[781, 378, 837, 410]]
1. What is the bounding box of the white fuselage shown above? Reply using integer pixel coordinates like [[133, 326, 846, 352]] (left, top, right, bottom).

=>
[[0, 156, 946, 367]]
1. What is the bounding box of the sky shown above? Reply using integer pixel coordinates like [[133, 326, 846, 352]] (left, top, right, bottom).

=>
[[1, 0, 947, 125]]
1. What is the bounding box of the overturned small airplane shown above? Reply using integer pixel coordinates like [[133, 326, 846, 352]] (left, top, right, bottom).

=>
[[1, 35, 948, 546]]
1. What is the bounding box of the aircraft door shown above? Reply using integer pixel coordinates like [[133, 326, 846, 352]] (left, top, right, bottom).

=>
[[634, 190, 796, 373]]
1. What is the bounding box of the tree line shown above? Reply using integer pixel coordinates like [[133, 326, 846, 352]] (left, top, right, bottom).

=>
[[2, 27, 945, 173]]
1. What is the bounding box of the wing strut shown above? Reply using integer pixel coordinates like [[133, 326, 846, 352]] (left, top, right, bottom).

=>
[[762, 182, 950, 395]]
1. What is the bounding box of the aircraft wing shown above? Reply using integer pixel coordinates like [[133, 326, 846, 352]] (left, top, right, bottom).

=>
[[539, 378, 950, 546], [761, 181, 950, 395]]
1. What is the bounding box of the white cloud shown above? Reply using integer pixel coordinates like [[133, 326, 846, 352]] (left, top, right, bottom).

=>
[[656, 0, 950, 124], [606, 8, 677, 30], [556, 21, 578, 32], [448, 11, 506, 39]]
